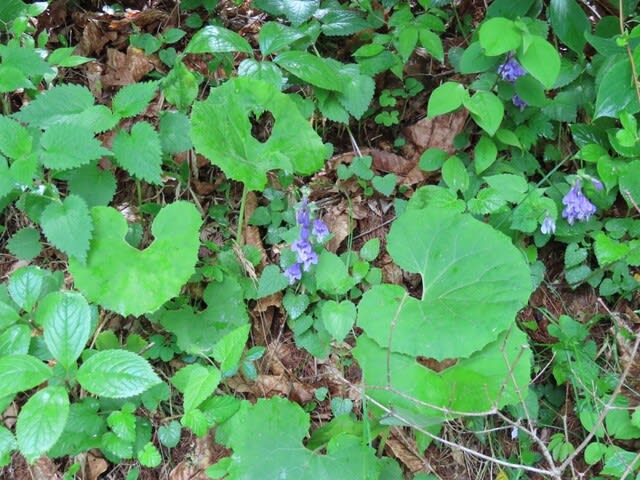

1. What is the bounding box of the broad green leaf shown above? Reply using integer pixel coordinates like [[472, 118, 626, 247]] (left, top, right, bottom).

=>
[[335, 64, 375, 120], [77, 349, 161, 398], [0, 65, 32, 92], [107, 406, 136, 442], [0, 354, 51, 398], [159, 111, 192, 154], [0, 302, 20, 330], [419, 29, 444, 62], [319, 9, 370, 37], [518, 37, 560, 89], [156, 277, 248, 356], [212, 324, 251, 374], [283, 292, 309, 320], [254, 0, 319, 26], [316, 251, 356, 296], [101, 431, 132, 459], [41, 194, 93, 263], [162, 60, 198, 112], [593, 232, 630, 266], [257, 264, 289, 298], [112, 81, 159, 118], [0, 325, 31, 355], [171, 364, 221, 413], [68, 164, 117, 207], [217, 397, 386, 479], [427, 82, 467, 118], [321, 300, 356, 342], [0, 115, 32, 159], [112, 121, 162, 184], [259, 21, 305, 55], [441, 156, 469, 192], [359, 208, 531, 360], [594, 57, 640, 119], [479, 18, 521, 55], [464, 91, 504, 136], [158, 420, 181, 448], [47, 47, 92, 67], [549, 0, 590, 54], [0, 0, 26, 23], [275, 51, 345, 91], [0, 426, 15, 467], [0, 44, 54, 78], [37, 291, 92, 369], [186, 25, 252, 54], [584, 442, 607, 465], [8, 266, 46, 311], [395, 25, 418, 62], [69, 202, 202, 316], [39, 124, 110, 170], [237, 59, 285, 88], [372, 173, 397, 196], [7, 227, 41, 261], [459, 42, 499, 74], [16, 386, 69, 462], [474, 136, 498, 174], [14, 84, 113, 131], [191, 77, 328, 191], [138, 442, 161, 467]]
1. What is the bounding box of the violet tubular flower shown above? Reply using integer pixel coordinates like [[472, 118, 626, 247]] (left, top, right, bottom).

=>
[[512, 94, 527, 111], [284, 263, 302, 284], [498, 57, 526, 83], [562, 182, 597, 225], [540, 215, 556, 235]]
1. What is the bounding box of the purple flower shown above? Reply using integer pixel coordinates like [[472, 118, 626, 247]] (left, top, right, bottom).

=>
[[591, 177, 604, 191], [296, 198, 310, 226], [562, 182, 597, 225], [541, 215, 556, 235], [284, 263, 302, 284], [512, 95, 527, 111], [292, 237, 318, 271], [498, 57, 526, 83], [312, 219, 329, 242]]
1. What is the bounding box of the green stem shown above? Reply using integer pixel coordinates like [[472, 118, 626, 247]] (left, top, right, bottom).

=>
[[618, 0, 640, 106], [236, 185, 248, 245]]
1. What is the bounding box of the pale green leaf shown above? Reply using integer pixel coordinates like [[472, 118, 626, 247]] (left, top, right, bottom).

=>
[[275, 51, 345, 91], [7, 228, 41, 261], [254, 0, 319, 26], [186, 25, 252, 54], [257, 264, 288, 298], [0, 354, 51, 398], [479, 17, 522, 55], [0, 115, 32, 159], [518, 37, 561, 89], [138, 442, 161, 467], [464, 91, 504, 136], [0, 426, 16, 467], [321, 300, 356, 342], [112, 122, 162, 184], [112, 81, 159, 118], [172, 364, 221, 413], [212, 324, 251, 374], [67, 164, 117, 207], [427, 82, 467, 118], [39, 124, 110, 170], [41, 194, 93, 263], [259, 22, 305, 56], [316, 251, 355, 296]]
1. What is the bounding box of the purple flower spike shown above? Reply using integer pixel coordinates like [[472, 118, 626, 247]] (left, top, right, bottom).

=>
[[498, 57, 526, 83], [512, 95, 527, 111], [591, 177, 604, 191], [312, 219, 330, 242], [296, 198, 310, 226], [284, 263, 302, 284], [562, 182, 597, 225], [541, 215, 556, 235]]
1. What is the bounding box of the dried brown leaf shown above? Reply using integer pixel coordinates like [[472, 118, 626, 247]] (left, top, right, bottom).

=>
[[85, 450, 108, 480], [386, 433, 431, 474], [101, 46, 154, 87], [370, 149, 414, 175]]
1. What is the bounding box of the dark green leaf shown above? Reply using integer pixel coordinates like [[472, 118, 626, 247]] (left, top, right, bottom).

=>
[[186, 25, 252, 54]]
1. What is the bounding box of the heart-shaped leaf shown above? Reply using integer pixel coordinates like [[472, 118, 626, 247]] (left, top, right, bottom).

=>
[[69, 201, 202, 316], [321, 300, 356, 342]]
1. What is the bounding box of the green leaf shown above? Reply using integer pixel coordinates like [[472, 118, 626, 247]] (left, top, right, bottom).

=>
[[474, 136, 498, 174], [67, 164, 117, 207], [0, 325, 31, 356], [159, 111, 192, 154], [584, 442, 607, 465], [7, 266, 47, 312], [238, 59, 285, 89], [7, 227, 41, 261], [0, 65, 32, 93], [479, 18, 522, 55], [0, 354, 51, 398], [158, 420, 181, 448], [359, 208, 532, 360], [112, 122, 163, 185], [594, 57, 640, 119], [254, 0, 319, 26], [186, 25, 252, 54], [319, 9, 370, 37], [593, 232, 630, 266], [419, 29, 444, 62], [47, 47, 92, 67], [259, 22, 305, 55], [484, 174, 528, 203], [162, 60, 198, 112], [212, 324, 251, 374], [112, 81, 159, 118], [0, 0, 27, 23], [14, 84, 112, 131], [283, 292, 309, 320], [460, 42, 499, 74], [217, 397, 386, 478], [335, 64, 375, 120], [0, 44, 54, 78], [275, 51, 345, 91], [172, 364, 221, 413], [0, 426, 16, 467], [372, 173, 397, 196], [107, 406, 136, 442], [181, 408, 209, 437], [41, 194, 93, 263], [0, 115, 32, 159], [39, 124, 110, 170], [316, 251, 355, 296], [321, 300, 356, 342], [138, 442, 161, 467], [518, 37, 560, 89], [16, 386, 69, 462], [0, 302, 20, 330], [549, 0, 590, 53], [257, 264, 289, 298], [464, 91, 504, 136], [191, 78, 328, 191], [441, 156, 469, 192], [69, 202, 202, 316], [77, 349, 161, 398], [37, 291, 92, 369], [427, 82, 467, 118]]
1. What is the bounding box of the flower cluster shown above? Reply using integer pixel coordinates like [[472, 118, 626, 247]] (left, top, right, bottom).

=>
[[284, 197, 329, 284], [498, 55, 528, 111], [561, 181, 597, 225]]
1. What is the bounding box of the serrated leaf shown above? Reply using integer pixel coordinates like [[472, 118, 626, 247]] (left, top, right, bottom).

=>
[[255, 0, 319, 26], [68, 164, 117, 207], [172, 364, 221, 413], [39, 123, 110, 170], [283, 292, 309, 320], [464, 91, 504, 136], [181, 408, 209, 437], [0, 302, 20, 330], [0, 354, 51, 398], [212, 324, 250, 374], [162, 60, 198, 112], [237, 59, 285, 88], [158, 420, 181, 448], [186, 25, 252, 54], [41, 194, 93, 263], [159, 111, 192, 154], [321, 300, 356, 342], [78, 349, 161, 398], [7, 227, 41, 261], [112, 122, 163, 184], [274, 51, 345, 91], [0, 115, 32, 159], [191, 78, 328, 191], [7, 266, 47, 312], [257, 264, 289, 298], [112, 81, 159, 118], [101, 431, 132, 459], [259, 22, 305, 55], [0, 426, 16, 467], [0, 325, 31, 356], [69, 202, 202, 316], [107, 408, 136, 442], [335, 64, 374, 119], [318, 9, 370, 36], [37, 291, 92, 369], [0, 44, 54, 78], [138, 442, 161, 467], [16, 386, 69, 462]]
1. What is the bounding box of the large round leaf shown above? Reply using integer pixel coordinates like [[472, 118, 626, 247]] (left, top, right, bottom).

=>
[[190, 77, 329, 191], [358, 208, 531, 360], [69, 201, 202, 316]]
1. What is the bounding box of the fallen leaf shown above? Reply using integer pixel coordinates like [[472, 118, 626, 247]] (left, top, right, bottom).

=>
[[370, 148, 414, 175], [101, 46, 154, 87], [31, 457, 61, 480], [85, 450, 108, 480], [386, 431, 432, 474]]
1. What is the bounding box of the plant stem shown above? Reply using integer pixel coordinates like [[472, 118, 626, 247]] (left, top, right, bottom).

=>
[[136, 179, 142, 207], [236, 185, 248, 245], [619, 0, 640, 105]]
